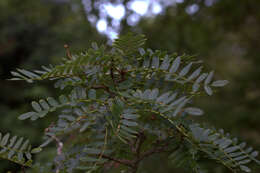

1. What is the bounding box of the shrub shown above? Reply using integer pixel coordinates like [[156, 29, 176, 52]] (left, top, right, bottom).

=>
[[2, 33, 259, 173]]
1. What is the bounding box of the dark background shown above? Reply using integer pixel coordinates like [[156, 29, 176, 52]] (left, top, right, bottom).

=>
[[0, 0, 260, 172]]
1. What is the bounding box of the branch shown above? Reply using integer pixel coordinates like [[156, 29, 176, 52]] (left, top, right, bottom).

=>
[[45, 124, 63, 173], [110, 59, 116, 85], [91, 84, 115, 96], [134, 131, 146, 158], [118, 68, 127, 83], [64, 44, 72, 60], [135, 140, 177, 164], [102, 155, 134, 168]]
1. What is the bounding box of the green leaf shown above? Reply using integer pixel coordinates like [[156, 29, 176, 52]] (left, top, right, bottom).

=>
[[169, 57, 181, 73], [179, 62, 192, 77], [20, 140, 30, 151], [121, 120, 138, 127], [192, 83, 200, 92], [224, 146, 240, 153], [74, 108, 84, 116], [47, 97, 59, 107], [8, 77, 22, 81], [143, 57, 150, 68], [239, 142, 247, 149], [184, 107, 204, 116], [245, 147, 253, 153], [25, 152, 32, 160], [160, 55, 171, 70], [239, 159, 251, 165], [18, 112, 36, 120], [120, 129, 136, 138], [169, 96, 187, 107], [187, 66, 202, 81], [204, 85, 213, 95], [205, 71, 214, 85], [196, 73, 208, 84], [121, 125, 138, 134], [164, 92, 177, 104], [138, 48, 145, 56], [17, 152, 23, 161], [151, 56, 159, 68], [219, 138, 232, 149], [17, 69, 39, 78], [39, 138, 53, 148], [156, 92, 171, 103], [60, 115, 75, 121], [59, 95, 69, 104], [84, 148, 102, 154], [240, 165, 251, 172], [77, 87, 87, 99], [142, 89, 151, 100], [228, 151, 243, 157], [251, 151, 258, 157], [123, 113, 139, 119], [37, 110, 48, 118], [11, 71, 28, 80], [172, 99, 189, 117], [149, 88, 159, 100], [39, 99, 50, 110], [13, 137, 23, 149], [88, 89, 96, 99], [30, 114, 39, 121], [1, 133, 10, 146], [211, 80, 229, 87], [8, 136, 17, 148], [31, 101, 42, 112], [8, 150, 15, 159], [80, 122, 90, 133], [31, 147, 42, 154], [91, 42, 98, 50]]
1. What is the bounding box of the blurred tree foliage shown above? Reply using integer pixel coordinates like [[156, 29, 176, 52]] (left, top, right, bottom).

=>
[[1, 0, 260, 172]]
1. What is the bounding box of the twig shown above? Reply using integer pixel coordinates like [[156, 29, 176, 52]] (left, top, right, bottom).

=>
[[45, 127, 63, 173], [92, 84, 115, 96], [134, 131, 146, 158], [136, 141, 177, 164], [118, 68, 127, 83], [64, 44, 72, 60], [102, 155, 134, 168], [110, 58, 116, 85]]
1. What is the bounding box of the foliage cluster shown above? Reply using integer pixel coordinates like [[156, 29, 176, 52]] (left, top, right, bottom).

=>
[[2, 34, 259, 173]]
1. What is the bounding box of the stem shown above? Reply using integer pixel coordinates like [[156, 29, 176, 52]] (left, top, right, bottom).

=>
[[64, 44, 72, 60], [110, 59, 115, 85], [102, 155, 134, 168], [134, 131, 146, 158], [92, 84, 115, 97], [101, 132, 177, 172]]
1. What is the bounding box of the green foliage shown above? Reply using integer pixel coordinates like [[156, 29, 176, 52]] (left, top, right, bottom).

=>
[[113, 33, 146, 56], [190, 124, 260, 172], [5, 34, 260, 172], [0, 131, 39, 167]]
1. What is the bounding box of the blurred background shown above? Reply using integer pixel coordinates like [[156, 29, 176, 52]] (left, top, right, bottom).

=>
[[0, 0, 260, 172]]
